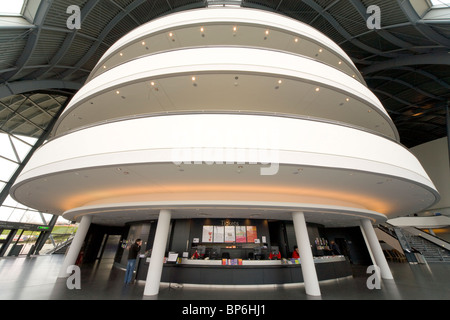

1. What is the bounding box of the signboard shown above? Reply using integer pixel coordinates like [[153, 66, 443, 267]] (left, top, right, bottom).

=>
[[202, 226, 213, 243], [224, 226, 235, 242], [235, 226, 247, 243], [200, 222, 258, 243], [246, 226, 257, 243], [0, 221, 50, 231], [213, 226, 224, 243]]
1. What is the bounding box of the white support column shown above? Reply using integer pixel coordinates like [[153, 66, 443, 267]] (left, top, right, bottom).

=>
[[58, 214, 92, 278], [144, 209, 172, 296], [292, 211, 321, 296], [360, 218, 393, 280]]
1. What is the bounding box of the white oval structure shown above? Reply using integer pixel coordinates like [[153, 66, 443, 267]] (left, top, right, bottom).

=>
[[11, 7, 438, 225], [10, 7, 440, 296]]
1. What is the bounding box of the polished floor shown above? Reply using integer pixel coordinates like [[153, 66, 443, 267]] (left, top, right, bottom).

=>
[[1, 254, 450, 302]]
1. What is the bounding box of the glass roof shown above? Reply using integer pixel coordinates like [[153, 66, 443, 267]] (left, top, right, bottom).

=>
[[0, 0, 25, 15], [430, 0, 450, 7]]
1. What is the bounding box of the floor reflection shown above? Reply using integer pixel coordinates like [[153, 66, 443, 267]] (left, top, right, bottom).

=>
[[1, 255, 450, 300]]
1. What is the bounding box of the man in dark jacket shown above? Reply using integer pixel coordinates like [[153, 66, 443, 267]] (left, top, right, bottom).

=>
[[124, 239, 142, 284]]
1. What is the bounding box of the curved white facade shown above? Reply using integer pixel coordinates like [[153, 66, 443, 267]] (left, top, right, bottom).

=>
[[11, 7, 439, 228]]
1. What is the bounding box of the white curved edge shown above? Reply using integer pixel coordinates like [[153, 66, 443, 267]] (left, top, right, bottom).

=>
[[54, 47, 397, 139], [387, 215, 450, 228], [61, 200, 388, 225], [88, 7, 360, 82], [15, 114, 437, 195]]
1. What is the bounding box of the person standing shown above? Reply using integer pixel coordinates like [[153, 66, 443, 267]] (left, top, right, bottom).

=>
[[292, 245, 300, 259], [124, 239, 142, 285], [330, 240, 341, 255]]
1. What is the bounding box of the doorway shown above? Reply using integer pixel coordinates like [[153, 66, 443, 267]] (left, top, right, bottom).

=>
[[335, 238, 350, 260], [98, 235, 121, 260]]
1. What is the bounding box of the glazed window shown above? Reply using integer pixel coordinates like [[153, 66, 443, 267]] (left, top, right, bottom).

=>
[[0, 0, 26, 15]]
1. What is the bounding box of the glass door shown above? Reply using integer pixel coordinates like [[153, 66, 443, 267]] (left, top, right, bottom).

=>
[[0, 229, 12, 256], [18, 230, 39, 255], [6, 229, 23, 256]]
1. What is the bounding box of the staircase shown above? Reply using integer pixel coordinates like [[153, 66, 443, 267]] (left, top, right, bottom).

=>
[[402, 229, 450, 263], [43, 236, 74, 255]]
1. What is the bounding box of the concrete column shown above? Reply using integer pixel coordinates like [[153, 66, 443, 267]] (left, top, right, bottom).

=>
[[292, 211, 321, 296], [144, 209, 172, 296], [360, 218, 393, 280], [58, 214, 92, 278]]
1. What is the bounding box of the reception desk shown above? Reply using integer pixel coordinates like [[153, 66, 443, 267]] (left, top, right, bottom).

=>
[[135, 256, 352, 286]]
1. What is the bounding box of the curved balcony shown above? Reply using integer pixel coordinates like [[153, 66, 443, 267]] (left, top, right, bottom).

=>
[[87, 7, 363, 84], [54, 46, 398, 140]]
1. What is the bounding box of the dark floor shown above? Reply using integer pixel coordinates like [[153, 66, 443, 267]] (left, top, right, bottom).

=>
[[1, 254, 450, 301]]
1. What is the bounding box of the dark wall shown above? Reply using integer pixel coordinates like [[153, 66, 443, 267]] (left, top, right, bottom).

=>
[[284, 221, 321, 257], [169, 219, 192, 253], [321, 226, 372, 265], [82, 224, 128, 264], [96, 219, 371, 266]]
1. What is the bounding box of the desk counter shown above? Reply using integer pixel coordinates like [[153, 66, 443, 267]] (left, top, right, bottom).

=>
[[135, 256, 352, 286]]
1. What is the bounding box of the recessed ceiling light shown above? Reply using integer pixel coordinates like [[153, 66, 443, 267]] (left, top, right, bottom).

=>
[[338, 61, 342, 65], [119, 52, 123, 56], [192, 76, 196, 81], [150, 81, 155, 86], [200, 27, 204, 32], [115, 90, 120, 94], [319, 48, 323, 53], [233, 26, 237, 32], [265, 30, 269, 35], [169, 32, 173, 37], [294, 38, 299, 42], [315, 87, 320, 92], [346, 98, 350, 102], [141, 41, 145, 45]]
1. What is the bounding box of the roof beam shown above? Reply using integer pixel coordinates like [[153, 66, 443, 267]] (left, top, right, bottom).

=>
[[0, 96, 70, 207], [26, 0, 100, 80], [59, 0, 148, 79], [301, 0, 398, 58], [0, 0, 53, 81], [367, 75, 445, 101], [361, 52, 450, 74], [0, 99, 45, 133], [396, 0, 450, 47], [348, 0, 427, 54], [395, 66, 450, 90], [0, 80, 81, 99]]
